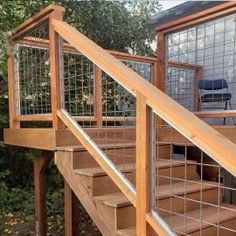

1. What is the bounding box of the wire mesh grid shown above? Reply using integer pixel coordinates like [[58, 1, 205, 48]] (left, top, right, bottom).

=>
[[63, 48, 94, 119], [60, 38, 148, 190], [151, 115, 236, 235], [102, 59, 152, 126], [167, 67, 196, 111], [14, 23, 51, 116], [166, 12, 236, 123]]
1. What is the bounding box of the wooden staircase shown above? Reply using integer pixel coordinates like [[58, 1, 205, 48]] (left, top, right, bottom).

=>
[[5, 5, 236, 235], [54, 127, 236, 236]]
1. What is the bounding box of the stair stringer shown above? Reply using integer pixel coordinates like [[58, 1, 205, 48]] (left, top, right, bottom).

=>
[[55, 150, 118, 236]]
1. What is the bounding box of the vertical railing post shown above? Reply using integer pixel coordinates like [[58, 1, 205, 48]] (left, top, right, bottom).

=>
[[156, 32, 166, 92], [94, 66, 103, 126], [7, 43, 20, 129], [195, 67, 203, 111], [136, 92, 151, 236], [49, 9, 65, 129]]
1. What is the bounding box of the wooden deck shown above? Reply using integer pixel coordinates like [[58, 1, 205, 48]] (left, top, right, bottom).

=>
[[4, 125, 236, 150]]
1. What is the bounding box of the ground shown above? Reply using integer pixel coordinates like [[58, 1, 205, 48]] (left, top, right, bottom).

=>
[[0, 211, 101, 235]]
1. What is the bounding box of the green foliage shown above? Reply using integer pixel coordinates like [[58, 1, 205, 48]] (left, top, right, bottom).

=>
[[0, 0, 161, 216]]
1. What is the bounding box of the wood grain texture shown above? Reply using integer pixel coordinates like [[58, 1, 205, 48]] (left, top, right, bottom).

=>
[[9, 4, 65, 41], [34, 153, 52, 236], [156, 32, 165, 92], [136, 93, 151, 236], [49, 10, 65, 129], [7, 54, 20, 128], [4, 128, 56, 150]]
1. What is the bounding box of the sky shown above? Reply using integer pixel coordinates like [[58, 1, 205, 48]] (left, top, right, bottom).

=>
[[159, 0, 188, 10]]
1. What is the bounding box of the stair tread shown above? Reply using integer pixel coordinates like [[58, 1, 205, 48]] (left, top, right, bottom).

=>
[[164, 203, 236, 234], [94, 192, 130, 207], [117, 204, 236, 235], [74, 163, 136, 177], [74, 159, 196, 177], [93, 180, 216, 208], [117, 226, 136, 236], [158, 180, 218, 199], [56, 142, 135, 151]]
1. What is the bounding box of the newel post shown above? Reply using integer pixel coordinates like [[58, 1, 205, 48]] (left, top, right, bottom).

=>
[[136, 93, 151, 236], [49, 9, 65, 129]]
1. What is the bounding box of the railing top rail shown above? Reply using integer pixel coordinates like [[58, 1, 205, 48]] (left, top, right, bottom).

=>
[[9, 4, 65, 42], [53, 19, 236, 177], [107, 50, 156, 64], [168, 60, 202, 70], [16, 36, 156, 64]]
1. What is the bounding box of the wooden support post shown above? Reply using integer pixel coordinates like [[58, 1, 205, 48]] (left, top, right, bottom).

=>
[[64, 181, 73, 236], [49, 10, 65, 129], [7, 45, 20, 129], [94, 66, 103, 126], [34, 152, 52, 236], [136, 93, 151, 236], [64, 181, 80, 236]]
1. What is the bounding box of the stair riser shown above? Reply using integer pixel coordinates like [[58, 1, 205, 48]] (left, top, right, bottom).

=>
[[116, 205, 136, 230], [87, 127, 136, 144], [190, 218, 236, 236], [72, 147, 136, 169], [89, 164, 197, 196], [72, 143, 172, 170], [156, 144, 172, 159], [95, 202, 135, 234], [157, 188, 219, 218], [89, 173, 135, 196], [158, 164, 197, 185]]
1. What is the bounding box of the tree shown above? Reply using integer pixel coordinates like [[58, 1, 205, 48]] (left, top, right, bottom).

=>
[[0, 0, 160, 87], [0, 0, 161, 222]]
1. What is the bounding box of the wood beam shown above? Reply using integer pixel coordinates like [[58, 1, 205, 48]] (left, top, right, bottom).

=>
[[7, 49, 20, 129], [64, 181, 81, 236], [136, 93, 151, 235], [34, 152, 52, 236], [49, 10, 65, 129], [156, 32, 165, 92], [9, 4, 65, 41]]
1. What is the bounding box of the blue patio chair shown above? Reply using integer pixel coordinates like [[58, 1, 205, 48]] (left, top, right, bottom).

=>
[[198, 79, 232, 125]]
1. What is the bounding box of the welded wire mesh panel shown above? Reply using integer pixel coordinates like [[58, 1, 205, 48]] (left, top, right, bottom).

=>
[[61, 38, 138, 190], [122, 60, 152, 82], [14, 23, 51, 115], [166, 13, 236, 122], [167, 67, 196, 111], [102, 73, 136, 124], [102, 60, 151, 123], [151, 114, 236, 235], [63, 49, 94, 119]]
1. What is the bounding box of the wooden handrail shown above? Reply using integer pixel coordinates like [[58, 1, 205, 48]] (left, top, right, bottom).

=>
[[9, 4, 65, 41], [53, 19, 236, 177], [57, 109, 136, 206]]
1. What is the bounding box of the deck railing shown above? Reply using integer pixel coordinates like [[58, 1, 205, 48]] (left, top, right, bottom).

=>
[[7, 5, 236, 236], [8, 9, 156, 128]]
